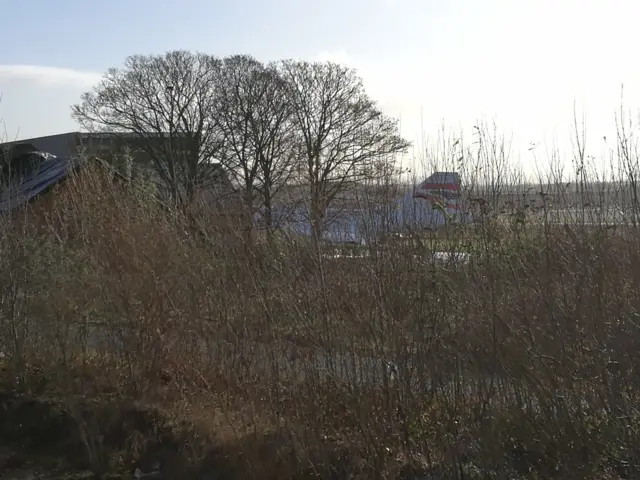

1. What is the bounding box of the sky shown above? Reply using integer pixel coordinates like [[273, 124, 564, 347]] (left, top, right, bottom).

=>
[[1, 0, 640, 179]]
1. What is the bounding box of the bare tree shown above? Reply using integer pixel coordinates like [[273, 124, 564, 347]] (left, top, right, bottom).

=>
[[215, 55, 262, 239], [216, 55, 295, 237], [277, 60, 411, 244], [72, 50, 226, 207], [251, 62, 297, 233]]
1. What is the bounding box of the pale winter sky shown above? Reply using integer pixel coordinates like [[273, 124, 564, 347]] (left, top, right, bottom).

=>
[[1, 0, 639, 179]]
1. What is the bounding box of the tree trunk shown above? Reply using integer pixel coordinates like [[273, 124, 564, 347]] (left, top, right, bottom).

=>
[[310, 181, 327, 249], [310, 198, 326, 252], [262, 171, 275, 236], [263, 192, 274, 233], [244, 190, 255, 246]]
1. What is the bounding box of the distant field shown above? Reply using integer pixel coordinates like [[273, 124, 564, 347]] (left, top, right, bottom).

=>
[[529, 206, 639, 226]]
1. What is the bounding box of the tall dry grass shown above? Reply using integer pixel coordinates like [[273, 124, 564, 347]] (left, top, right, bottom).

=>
[[2, 118, 640, 479]]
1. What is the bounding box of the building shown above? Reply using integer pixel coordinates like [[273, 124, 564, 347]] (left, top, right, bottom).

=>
[[0, 132, 82, 159], [0, 131, 186, 160], [0, 131, 233, 200]]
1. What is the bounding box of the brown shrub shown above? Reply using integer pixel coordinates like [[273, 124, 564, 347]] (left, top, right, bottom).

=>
[[1, 159, 640, 479]]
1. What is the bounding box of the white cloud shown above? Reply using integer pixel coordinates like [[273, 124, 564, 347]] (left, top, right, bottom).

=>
[[0, 65, 102, 89]]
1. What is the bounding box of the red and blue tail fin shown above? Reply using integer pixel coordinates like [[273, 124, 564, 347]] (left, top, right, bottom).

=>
[[412, 172, 462, 211]]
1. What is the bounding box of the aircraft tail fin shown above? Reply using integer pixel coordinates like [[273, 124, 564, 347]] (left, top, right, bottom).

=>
[[412, 171, 462, 210]]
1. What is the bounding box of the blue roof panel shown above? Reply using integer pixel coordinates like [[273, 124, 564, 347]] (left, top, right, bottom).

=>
[[0, 153, 82, 212]]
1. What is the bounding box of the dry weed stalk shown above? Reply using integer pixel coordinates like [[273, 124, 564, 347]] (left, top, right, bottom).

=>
[[1, 118, 640, 478]]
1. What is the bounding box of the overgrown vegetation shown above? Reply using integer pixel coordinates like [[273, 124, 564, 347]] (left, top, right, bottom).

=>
[[1, 123, 640, 479], [3, 51, 640, 479]]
